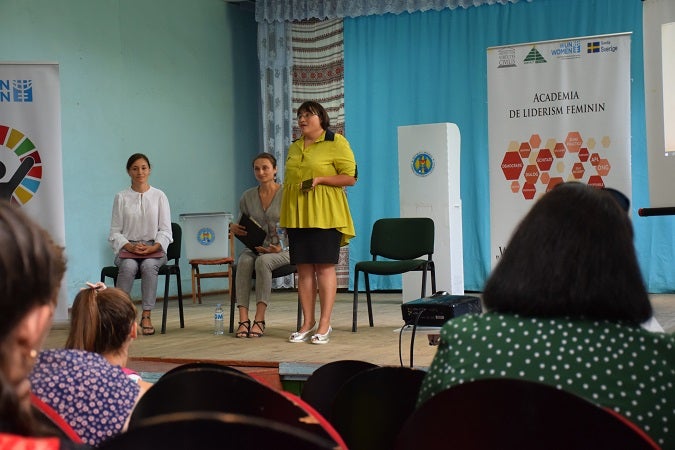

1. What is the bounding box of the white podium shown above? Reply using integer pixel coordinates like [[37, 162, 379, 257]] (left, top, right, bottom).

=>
[[398, 123, 464, 301]]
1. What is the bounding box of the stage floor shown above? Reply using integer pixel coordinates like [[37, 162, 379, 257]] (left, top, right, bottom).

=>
[[42, 290, 675, 380], [43, 290, 442, 373]]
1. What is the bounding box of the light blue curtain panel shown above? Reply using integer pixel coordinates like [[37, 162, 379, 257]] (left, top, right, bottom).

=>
[[344, 0, 673, 293]]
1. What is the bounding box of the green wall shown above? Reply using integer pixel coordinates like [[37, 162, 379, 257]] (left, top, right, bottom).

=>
[[0, 0, 260, 303]]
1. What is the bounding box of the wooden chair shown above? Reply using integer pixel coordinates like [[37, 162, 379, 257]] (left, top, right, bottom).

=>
[[100, 222, 184, 334], [352, 217, 437, 331], [189, 232, 235, 304], [395, 378, 661, 450]]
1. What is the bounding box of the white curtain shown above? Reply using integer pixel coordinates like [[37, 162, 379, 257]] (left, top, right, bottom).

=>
[[256, 0, 532, 22], [258, 21, 293, 181], [258, 21, 294, 288]]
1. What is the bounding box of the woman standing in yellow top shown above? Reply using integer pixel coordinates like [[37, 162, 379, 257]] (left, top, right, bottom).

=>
[[281, 101, 357, 345]]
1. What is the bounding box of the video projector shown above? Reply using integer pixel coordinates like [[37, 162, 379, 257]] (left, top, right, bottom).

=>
[[401, 291, 482, 327]]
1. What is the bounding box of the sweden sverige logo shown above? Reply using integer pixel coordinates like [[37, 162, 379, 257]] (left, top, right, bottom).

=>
[[411, 152, 434, 177], [197, 227, 216, 246]]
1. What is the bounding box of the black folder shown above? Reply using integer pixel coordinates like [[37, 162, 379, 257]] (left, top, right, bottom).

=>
[[236, 214, 267, 252]]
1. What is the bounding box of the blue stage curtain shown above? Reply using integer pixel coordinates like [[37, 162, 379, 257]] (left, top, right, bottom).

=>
[[344, 0, 657, 292]]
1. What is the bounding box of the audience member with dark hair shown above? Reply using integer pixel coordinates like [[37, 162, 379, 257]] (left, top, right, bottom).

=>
[[0, 202, 87, 448], [417, 182, 675, 448]]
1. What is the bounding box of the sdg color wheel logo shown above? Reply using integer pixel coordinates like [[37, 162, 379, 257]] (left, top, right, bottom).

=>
[[197, 227, 216, 246], [411, 152, 434, 177], [0, 124, 42, 206]]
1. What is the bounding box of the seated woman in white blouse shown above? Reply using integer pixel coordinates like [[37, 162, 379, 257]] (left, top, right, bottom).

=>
[[108, 153, 172, 336]]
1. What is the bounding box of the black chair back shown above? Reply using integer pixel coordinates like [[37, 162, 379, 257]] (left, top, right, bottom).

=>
[[395, 378, 661, 450], [300, 359, 378, 422], [128, 366, 339, 446], [330, 366, 426, 450], [101, 411, 336, 450], [160, 362, 252, 381], [158, 222, 183, 333], [166, 222, 181, 262]]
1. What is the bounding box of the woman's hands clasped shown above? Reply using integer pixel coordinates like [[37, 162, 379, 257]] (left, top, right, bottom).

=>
[[123, 241, 161, 255]]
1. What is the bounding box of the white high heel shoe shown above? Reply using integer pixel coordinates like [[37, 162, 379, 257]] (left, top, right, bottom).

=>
[[310, 326, 332, 345], [289, 323, 317, 343]]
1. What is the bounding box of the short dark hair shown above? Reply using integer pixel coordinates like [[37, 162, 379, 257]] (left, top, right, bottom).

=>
[[297, 101, 330, 130], [126, 153, 151, 171], [483, 182, 651, 325]]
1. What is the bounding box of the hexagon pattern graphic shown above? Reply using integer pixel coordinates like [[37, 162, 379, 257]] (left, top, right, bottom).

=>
[[499, 131, 612, 200]]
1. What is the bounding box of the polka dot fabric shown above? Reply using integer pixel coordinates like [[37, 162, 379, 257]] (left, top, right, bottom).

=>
[[29, 349, 140, 446], [417, 313, 675, 448]]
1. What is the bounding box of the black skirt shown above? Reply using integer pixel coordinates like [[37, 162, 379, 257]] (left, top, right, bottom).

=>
[[287, 228, 341, 264]]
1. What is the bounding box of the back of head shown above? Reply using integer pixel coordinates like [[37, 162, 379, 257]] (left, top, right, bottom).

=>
[[66, 287, 136, 355], [0, 202, 66, 342], [0, 201, 66, 434], [483, 182, 651, 324]]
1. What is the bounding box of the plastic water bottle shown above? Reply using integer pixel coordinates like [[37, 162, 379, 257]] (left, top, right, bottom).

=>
[[214, 304, 224, 335], [276, 222, 288, 251]]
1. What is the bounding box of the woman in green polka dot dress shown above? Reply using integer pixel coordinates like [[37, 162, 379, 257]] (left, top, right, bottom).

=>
[[418, 182, 675, 448]]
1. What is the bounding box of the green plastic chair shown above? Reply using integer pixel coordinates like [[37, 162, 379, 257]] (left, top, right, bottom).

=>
[[352, 217, 436, 332]]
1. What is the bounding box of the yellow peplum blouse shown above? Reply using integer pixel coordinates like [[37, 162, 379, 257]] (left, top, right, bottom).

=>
[[280, 129, 357, 246]]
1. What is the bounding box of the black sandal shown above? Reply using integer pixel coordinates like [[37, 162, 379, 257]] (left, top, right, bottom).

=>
[[235, 320, 251, 338], [140, 313, 155, 336], [249, 320, 266, 338]]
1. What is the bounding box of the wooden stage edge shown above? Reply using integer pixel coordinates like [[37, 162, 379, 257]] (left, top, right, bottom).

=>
[[127, 356, 322, 392]]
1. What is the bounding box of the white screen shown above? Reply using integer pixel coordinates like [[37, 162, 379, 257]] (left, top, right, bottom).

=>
[[663, 22, 675, 156], [644, 0, 675, 206]]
